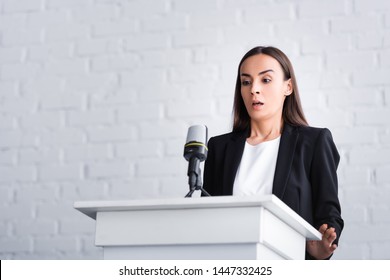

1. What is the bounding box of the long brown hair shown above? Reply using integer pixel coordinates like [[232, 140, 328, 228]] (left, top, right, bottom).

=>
[[232, 46, 308, 132]]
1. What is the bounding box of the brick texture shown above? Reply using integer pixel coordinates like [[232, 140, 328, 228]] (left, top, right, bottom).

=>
[[0, 0, 389, 260]]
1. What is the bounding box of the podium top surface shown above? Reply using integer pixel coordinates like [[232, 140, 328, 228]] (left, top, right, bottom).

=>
[[74, 195, 321, 240]]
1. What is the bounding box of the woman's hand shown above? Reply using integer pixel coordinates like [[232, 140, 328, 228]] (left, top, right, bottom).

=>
[[306, 224, 338, 260]]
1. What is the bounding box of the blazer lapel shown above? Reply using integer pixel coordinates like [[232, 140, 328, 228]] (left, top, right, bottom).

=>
[[223, 130, 247, 195], [272, 124, 299, 199]]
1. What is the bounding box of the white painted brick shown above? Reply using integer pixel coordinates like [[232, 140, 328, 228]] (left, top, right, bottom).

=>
[[73, 181, 108, 200], [118, 103, 163, 122], [19, 148, 60, 164], [2, 0, 43, 13], [332, 127, 377, 145], [292, 54, 323, 73], [65, 73, 117, 91], [160, 176, 188, 198], [0, 238, 31, 253], [86, 161, 132, 179], [274, 19, 327, 38], [137, 157, 186, 177], [372, 242, 390, 259], [355, 0, 390, 13], [125, 33, 171, 51], [40, 128, 85, 146], [220, 25, 273, 46], [166, 100, 213, 118], [376, 166, 390, 184], [44, 24, 89, 43], [2, 96, 38, 117], [109, 179, 160, 199], [121, 68, 165, 87], [59, 219, 95, 235], [34, 236, 78, 253], [14, 220, 56, 236], [242, 3, 294, 22], [92, 20, 137, 37], [27, 43, 73, 61], [327, 88, 382, 108], [326, 52, 376, 71], [342, 206, 368, 223], [0, 204, 35, 220], [0, 81, 18, 96], [68, 109, 115, 126], [1, 28, 43, 47], [172, 0, 218, 13], [46, 0, 92, 9], [76, 39, 120, 56], [173, 28, 221, 47], [188, 9, 238, 29], [20, 76, 64, 96], [372, 205, 390, 223], [40, 92, 85, 110], [331, 15, 381, 33], [352, 69, 390, 86], [15, 183, 59, 203], [26, 10, 70, 28], [0, 47, 24, 63], [90, 88, 137, 106], [64, 144, 111, 162], [72, 3, 118, 23], [36, 202, 77, 220], [44, 58, 88, 76], [0, 149, 17, 165], [302, 34, 351, 54], [139, 49, 191, 67], [0, 115, 17, 130], [91, 54, 140, 73], [20, 112, 63, 130], [140, 120, 188, 140], [115, 141, 163, 159], [0, 131, 23, 148], [357, 32, 384, 50], [350, 147, 390, 165], [1, 63, 42, 81], [306, 109, 351, 128], [298, 0, 347, 18], [169, 64, 218, 83], [142, 14, 188, 32], [0, 14, 25, 31], [355, 109, 390, 125], [165, 138, 185, 157], [338, 167, 371, 186], [136, 83, 187, 103], [0, 166, 36, 183], [122, 0, 168, 17], [39, 164, 82, 181], [86, 125, 137, 142]]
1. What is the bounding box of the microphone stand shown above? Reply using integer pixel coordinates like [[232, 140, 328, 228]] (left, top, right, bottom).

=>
[[185, 157, 211, 197]]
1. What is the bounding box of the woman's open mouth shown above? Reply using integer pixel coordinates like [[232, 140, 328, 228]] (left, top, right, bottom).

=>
[[252, 101, 264, 109]]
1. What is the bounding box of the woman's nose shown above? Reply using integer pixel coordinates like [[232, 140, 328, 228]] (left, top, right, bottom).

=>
[[251, 82, 261, 95]]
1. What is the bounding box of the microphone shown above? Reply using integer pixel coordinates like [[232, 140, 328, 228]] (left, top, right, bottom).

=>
[[184, 125, 208, 162], [183, 125, 210, 197]]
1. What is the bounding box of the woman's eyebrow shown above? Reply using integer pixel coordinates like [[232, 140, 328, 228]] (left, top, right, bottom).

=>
[[240, 69, 274, 77]]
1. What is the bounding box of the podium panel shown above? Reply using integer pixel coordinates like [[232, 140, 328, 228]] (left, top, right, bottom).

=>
[[74, 195, 321, 260]]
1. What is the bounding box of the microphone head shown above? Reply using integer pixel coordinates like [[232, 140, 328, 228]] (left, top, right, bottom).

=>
[[184, 125, 208, 162]]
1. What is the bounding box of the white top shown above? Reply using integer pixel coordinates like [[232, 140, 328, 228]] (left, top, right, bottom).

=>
[[233, 136, 281, 197]]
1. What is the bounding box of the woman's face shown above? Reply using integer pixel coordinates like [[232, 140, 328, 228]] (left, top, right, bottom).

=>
[[240, 54, 292, 123]]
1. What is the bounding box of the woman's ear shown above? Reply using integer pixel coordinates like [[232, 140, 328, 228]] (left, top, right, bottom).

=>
[[284, 79, 293, 96]]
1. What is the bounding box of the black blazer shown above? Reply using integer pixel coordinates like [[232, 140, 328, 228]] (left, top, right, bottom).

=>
[[203, 123, 344, 251]]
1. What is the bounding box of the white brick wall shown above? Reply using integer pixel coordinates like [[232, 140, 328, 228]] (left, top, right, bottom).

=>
[[0, 0, 389, 260]]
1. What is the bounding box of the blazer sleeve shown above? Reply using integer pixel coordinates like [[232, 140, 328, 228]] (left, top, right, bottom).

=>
[[203, 136, 219, 196], [310, 128, 344, 245]]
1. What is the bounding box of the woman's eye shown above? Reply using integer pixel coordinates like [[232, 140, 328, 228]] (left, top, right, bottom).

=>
[[241, 80, 251, 86], [262, 78, 271, 83]]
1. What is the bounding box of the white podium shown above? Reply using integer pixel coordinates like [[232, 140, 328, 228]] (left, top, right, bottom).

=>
[[74, 195, 321, 260]]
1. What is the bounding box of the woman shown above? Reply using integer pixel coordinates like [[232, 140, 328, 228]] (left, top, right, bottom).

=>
[[203, 46, 343, 260]]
